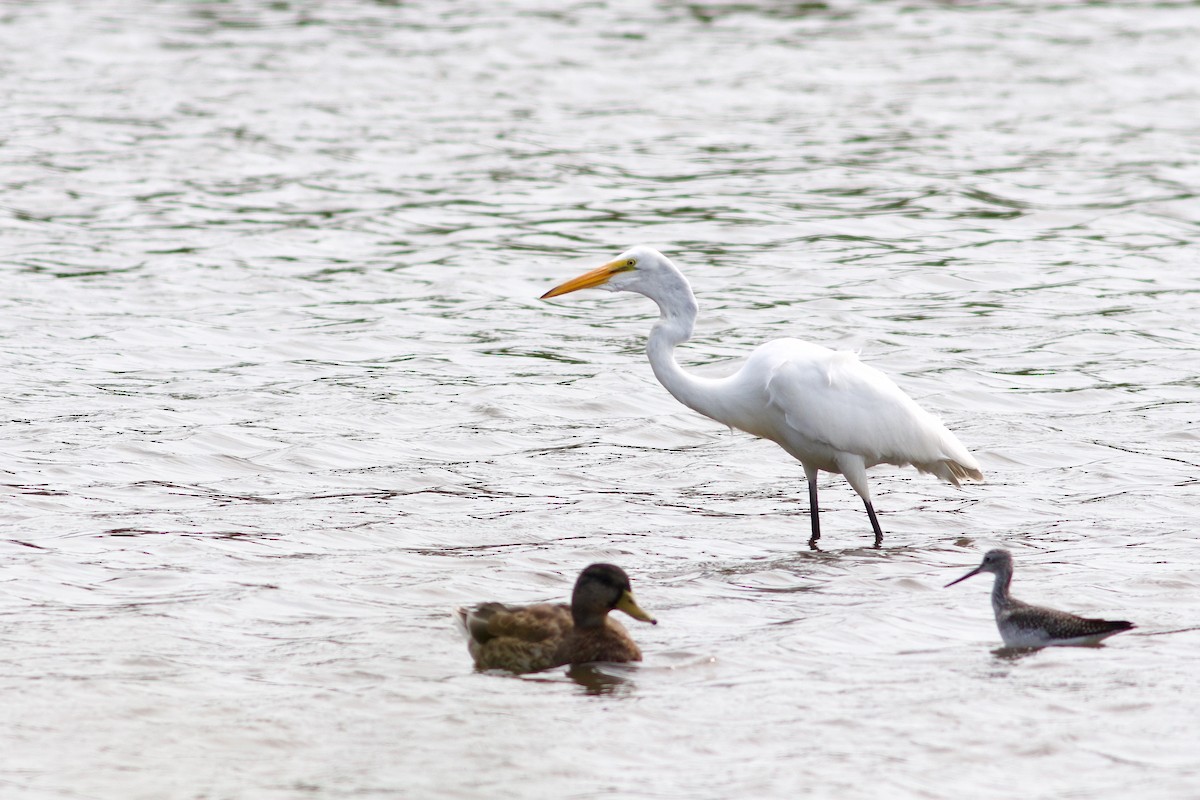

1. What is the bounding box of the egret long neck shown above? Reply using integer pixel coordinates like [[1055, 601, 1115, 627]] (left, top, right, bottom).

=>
[[645, 292, 726, 423]]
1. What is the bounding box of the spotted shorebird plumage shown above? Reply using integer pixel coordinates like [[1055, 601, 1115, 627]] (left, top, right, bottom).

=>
[[946, 549, 1134, 648]]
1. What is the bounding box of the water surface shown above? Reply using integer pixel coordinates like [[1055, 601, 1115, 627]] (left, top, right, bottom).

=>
[[1, 1, 1198, 798]]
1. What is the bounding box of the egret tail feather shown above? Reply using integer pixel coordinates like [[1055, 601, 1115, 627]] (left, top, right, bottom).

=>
[[917, 459, 984, 487]]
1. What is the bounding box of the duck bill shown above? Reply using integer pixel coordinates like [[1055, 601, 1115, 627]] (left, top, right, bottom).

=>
[[615, 589, 657, 625], [945, 565, 984, 588], [540, 259, 627, 299]]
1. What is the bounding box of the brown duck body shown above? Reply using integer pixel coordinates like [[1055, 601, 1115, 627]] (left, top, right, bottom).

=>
[[459, 601, 643, 673], [457, 564, 655, 674]]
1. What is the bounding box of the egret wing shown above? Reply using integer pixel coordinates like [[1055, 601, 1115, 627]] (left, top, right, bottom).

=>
[[758, 339, 979, 480]]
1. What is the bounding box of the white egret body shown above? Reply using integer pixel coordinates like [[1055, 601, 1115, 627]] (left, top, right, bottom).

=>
[[541, 246, 983, 547]]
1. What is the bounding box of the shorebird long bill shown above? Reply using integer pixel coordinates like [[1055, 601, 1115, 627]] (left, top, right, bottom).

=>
[[945, 565, 984, 588]]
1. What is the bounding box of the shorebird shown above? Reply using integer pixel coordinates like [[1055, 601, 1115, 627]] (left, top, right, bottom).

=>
[[945, 549, 1134, 648]]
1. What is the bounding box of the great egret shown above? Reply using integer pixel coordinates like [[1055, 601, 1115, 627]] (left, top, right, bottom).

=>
[[540, 246, 983, 548], [945, 549, 1134, 647]]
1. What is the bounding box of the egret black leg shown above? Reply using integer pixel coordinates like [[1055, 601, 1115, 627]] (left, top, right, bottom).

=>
[[863, 500, 883, 548], [807, 476, 821, 549]]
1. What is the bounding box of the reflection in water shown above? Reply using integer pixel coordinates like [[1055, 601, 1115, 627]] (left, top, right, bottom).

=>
[[566, 664, 637, 697], [991, 646, 1043, 663]]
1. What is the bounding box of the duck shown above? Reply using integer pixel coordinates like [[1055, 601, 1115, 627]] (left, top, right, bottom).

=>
[[946, 549, 1134, 648], [457, 563, 657, 673]]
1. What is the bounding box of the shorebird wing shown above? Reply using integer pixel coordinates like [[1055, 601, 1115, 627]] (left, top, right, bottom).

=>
[[1005, 604, 1134, 643]]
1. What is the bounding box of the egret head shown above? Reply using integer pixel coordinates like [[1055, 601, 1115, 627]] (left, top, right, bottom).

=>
[[945, 549, 1013, 587], [540, 246, 686, 301]]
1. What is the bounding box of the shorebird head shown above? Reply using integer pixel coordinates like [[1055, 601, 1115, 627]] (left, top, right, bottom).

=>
[[945, 549, 1013, 587]]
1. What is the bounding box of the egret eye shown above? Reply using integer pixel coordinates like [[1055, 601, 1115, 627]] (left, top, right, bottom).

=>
[[627, 259, 636, 267]]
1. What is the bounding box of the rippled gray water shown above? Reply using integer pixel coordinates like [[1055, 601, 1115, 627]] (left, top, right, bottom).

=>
[[2, 1, 1199, 797]]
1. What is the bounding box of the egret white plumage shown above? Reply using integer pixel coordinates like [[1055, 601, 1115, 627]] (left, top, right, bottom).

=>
[[540, 246, 983, 548]]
